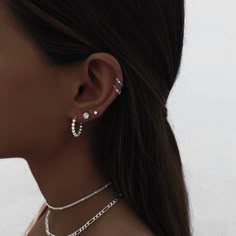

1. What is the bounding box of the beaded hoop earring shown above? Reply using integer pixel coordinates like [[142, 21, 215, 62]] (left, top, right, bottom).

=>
[[71, 115, 83, 137]]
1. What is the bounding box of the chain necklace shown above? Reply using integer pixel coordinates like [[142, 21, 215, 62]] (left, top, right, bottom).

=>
[[45, 182, 112, 211], [45, 194, 122, 236]]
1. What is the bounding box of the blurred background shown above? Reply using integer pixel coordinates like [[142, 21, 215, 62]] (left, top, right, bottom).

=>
[[0, 0, 235, 235]]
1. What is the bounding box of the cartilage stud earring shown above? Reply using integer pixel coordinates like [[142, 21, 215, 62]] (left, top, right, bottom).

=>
[[113, 84, 122, 95], [116, 77, 123, 86]]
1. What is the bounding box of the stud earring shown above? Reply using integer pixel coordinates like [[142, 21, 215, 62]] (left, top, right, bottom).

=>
[[83, 112, 90, 120], [116, 77, 123, 86], [113, 77, 123, 95], [113, 84, 121, 95], [71, 115, 83, 138], [93, 110, 98, 115]]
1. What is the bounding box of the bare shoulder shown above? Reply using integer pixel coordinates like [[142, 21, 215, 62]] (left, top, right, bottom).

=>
[[25, 203, 48, 236], [126, 223, 156, 236], [118, 214, 156, 236], [94, 198, 156, 236]]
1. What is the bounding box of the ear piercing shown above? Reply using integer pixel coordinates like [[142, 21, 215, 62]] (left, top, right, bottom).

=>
[[113, 77, 123, 95], [72, 76, 122, 138], [116, 77, 123, 86], [71, 111, 99, 138], [71, 116, 83, 137], [83, 112, 90, 120]]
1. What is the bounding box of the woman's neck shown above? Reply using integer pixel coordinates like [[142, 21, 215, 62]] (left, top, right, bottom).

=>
[[26, 137, 117, 234]]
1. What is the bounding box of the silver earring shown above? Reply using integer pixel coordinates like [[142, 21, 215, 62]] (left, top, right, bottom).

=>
[[83, 112, 90, 120], [113, 77, 123, 95], [71, 115, 83, 138], [113, 84, 121, 95], [93, 110, 98, 115], [116, 77, 123, 86]]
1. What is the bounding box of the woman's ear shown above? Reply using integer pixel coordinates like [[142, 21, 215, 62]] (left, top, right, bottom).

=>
[[68, 52, 124, 123]]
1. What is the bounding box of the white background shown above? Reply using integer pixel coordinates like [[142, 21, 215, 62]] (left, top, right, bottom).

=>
[[0, 0, 235, 235]]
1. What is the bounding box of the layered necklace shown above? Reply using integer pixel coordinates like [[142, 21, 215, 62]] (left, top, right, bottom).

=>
[[44, 182, 122, 236]]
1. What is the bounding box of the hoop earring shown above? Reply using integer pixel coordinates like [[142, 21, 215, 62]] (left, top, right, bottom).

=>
[[71, 115, 83, 138]]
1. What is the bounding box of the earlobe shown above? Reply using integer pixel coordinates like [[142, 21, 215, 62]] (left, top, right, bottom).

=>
[[71, 110, 100, 138]]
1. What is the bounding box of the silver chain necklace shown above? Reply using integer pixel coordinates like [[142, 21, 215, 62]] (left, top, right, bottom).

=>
[[45, 182, 112, 211], [45, 194, 122, 236]]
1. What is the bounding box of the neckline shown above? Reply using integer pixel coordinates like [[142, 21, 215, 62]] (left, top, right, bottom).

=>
[[24, 203, 48, 236]]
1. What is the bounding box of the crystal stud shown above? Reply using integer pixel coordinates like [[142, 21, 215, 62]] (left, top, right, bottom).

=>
[[83, 112, 90, 120]]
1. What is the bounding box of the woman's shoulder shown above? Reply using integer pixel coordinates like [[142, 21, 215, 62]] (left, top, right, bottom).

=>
[[95, 198, 156, 236], [24, 200, 156, 236], [24, 202, 48, 236]]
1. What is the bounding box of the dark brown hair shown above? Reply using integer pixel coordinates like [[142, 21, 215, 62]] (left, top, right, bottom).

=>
[[7, 0, 192, 235]]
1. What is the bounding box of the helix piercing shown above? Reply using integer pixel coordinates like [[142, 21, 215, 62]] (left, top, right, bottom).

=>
[[113, 77, 123, 95]]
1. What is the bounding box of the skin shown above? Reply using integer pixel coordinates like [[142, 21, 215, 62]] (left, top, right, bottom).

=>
[[0, 2, 155, 236]]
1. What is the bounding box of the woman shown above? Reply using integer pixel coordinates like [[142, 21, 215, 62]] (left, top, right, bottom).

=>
[[0, 0, 191, 235]]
